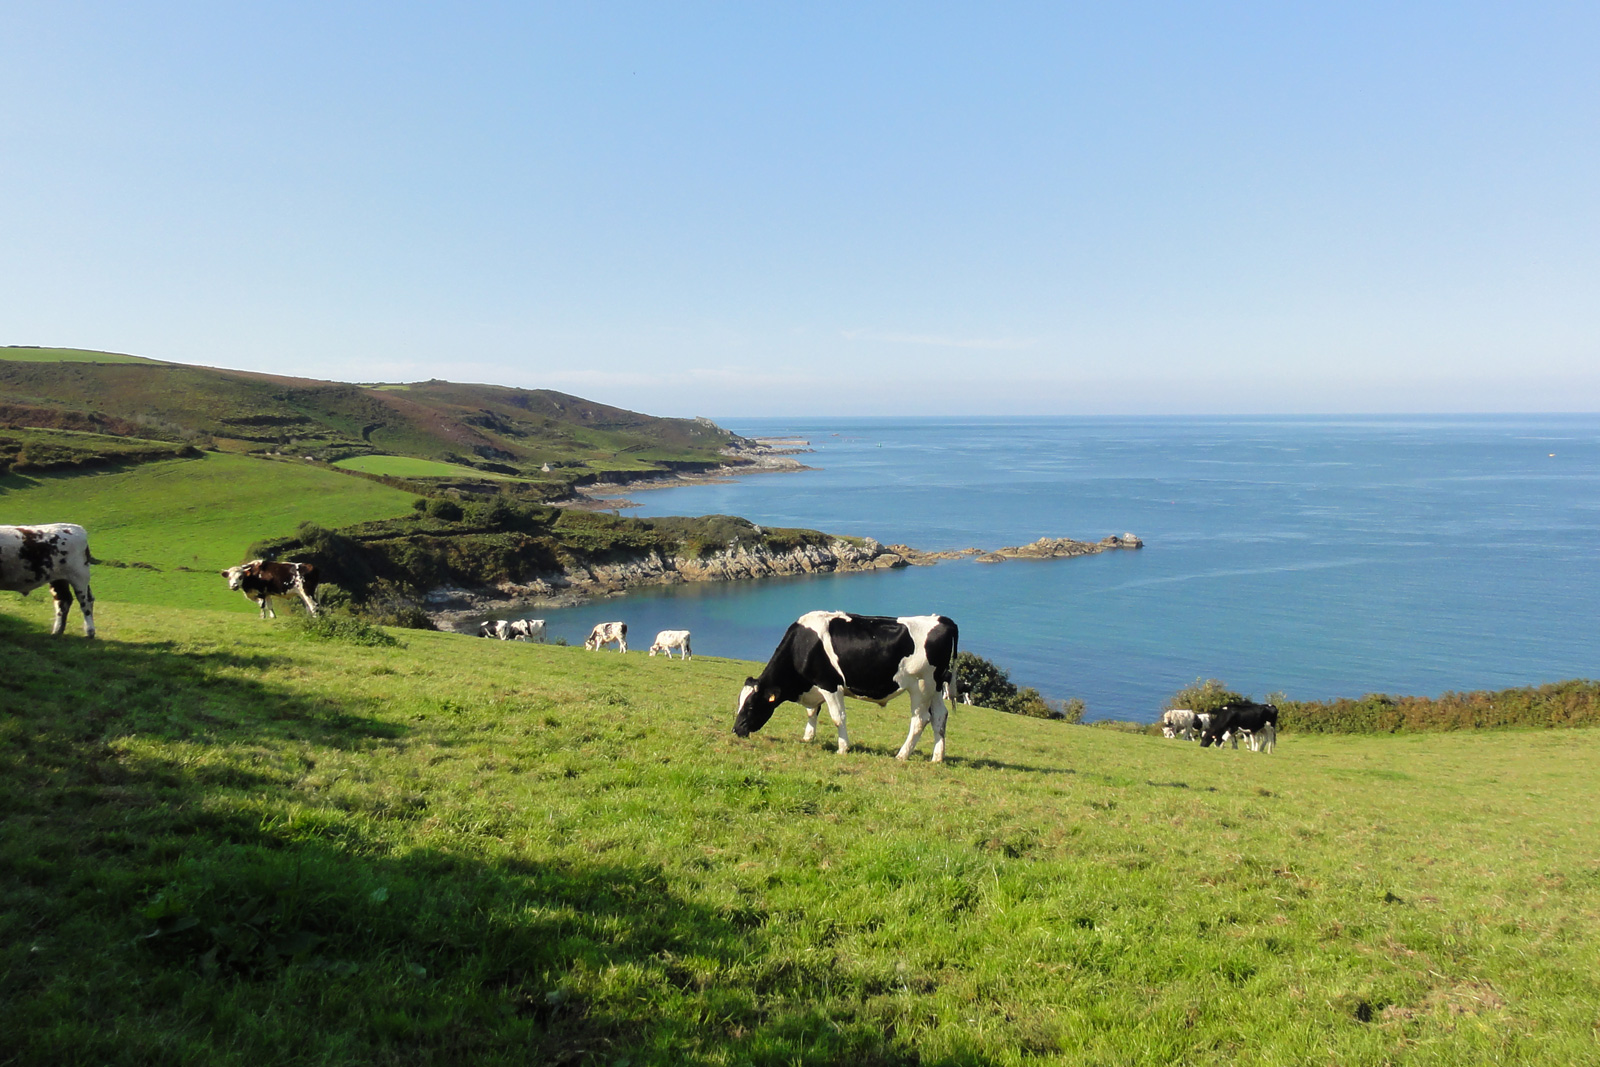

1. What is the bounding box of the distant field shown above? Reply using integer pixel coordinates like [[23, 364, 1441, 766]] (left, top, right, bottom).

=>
[[0, 345, 159, 364], [333, 454, 522, 481], [2, 600, 1597, 1065], [0, 452, 417, 607]]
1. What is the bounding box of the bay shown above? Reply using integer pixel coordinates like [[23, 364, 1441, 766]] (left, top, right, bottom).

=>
[[515, 415, 1600, 722]]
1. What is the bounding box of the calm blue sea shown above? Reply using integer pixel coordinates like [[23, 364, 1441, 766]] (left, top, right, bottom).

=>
[[512, 416, 1600, 722]]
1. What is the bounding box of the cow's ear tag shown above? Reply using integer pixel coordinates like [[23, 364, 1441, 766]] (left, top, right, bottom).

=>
[[768, 695, 777, 703]]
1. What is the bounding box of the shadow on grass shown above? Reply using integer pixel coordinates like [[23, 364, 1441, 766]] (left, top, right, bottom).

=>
[[0, 615, 944, 1066]]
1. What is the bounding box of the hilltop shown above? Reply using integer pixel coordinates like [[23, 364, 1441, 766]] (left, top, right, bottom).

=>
[[0, 345, 763, 497]]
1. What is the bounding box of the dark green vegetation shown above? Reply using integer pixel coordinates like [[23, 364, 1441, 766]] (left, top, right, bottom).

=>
[[257, 508, 848, 616], [0, 427, 200, 475], [952, 651, 1080, 722], [0, 346, 746, 497], [1279, 682, 1600, 733], [4, 601, 1599, 1066], [1146, 678, 1600, 736]]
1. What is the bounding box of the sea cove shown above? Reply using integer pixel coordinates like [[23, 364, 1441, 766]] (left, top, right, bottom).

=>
[[524, 415, 1600, 721]]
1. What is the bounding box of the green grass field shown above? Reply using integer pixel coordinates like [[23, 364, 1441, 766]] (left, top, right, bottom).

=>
[[0, 345, 162, 364], [0, 452, 417, 606], [333, 454, 523, 481], [3, 460, 1598, 1064], [3, 600, 1597, 1065]]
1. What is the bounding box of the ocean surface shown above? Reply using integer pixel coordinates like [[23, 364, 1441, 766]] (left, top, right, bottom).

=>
[[506, 416, 1600, 722]]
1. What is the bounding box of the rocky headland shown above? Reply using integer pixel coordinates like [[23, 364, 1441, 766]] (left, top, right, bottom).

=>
[[427, 531, 1143, 628]]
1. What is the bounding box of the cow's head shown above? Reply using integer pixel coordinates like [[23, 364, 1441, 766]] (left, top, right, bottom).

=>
[[732, 677, 782, 737], [221, 564, 252, 591]]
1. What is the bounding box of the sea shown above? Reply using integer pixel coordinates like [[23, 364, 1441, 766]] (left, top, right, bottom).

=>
[[495, 415, 1600, 723]]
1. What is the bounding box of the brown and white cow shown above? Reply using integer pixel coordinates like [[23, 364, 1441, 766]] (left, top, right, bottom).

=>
[[1, 523, 96, 637], [221, 560, 321, 619], [584, 621, 627, 652]]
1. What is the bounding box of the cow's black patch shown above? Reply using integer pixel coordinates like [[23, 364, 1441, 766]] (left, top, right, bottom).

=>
[[826, 615, 915, 701]]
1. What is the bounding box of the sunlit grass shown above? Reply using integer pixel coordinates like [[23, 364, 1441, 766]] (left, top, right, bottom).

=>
[[3, 598, 1597, 1065]]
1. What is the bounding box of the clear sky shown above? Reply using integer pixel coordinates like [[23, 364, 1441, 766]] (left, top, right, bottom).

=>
[[3, 3, 1596, 416]]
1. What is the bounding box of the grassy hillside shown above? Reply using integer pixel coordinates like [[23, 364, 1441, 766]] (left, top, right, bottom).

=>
[[2, 599, 1597, 1065], [0, 345, 161, 364], [0, 453, 418, 606], [0, 347, 743, 495]]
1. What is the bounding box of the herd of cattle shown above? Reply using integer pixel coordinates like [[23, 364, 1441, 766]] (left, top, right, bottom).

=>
[[1160, 704, 1280, 752], [4, 523, 1283, 761]]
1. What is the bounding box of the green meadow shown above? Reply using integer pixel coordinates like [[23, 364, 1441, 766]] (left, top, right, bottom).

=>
[[2, 460, 1598, 1064], [333, 455, 524, 481], [0, 345, 161, 364], [1, 453, 416, 605]]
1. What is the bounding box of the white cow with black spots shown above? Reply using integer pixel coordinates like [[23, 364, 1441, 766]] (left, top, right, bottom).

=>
[[1, 523, 96, 637]]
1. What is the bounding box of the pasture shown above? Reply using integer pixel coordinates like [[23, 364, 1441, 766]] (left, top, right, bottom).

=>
[[333, 455, 524, 481], [0, 345, 160, 364], [2, 597, 1597, 1065], [0, 452, 417, 606]]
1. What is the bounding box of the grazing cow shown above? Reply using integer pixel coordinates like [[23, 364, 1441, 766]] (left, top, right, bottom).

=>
[[733, 611, 959, 762], [648, 629, 692, 659], [221, 560, 320, 619], [1, 523, 95, 637], [1200, 702, 1279, 753], [1161, 708, 1201, 740], [584, 621, 628, 652], [478, 619, 511, 640], [509, 618, 546, 642]]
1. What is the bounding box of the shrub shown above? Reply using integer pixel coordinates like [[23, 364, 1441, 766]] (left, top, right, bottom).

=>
[[289, 614, 400, 647], [953, 653, 1079, 720], [425, 498, 463, 522], [1054, 697, 1087, 724], [1166, 678, 1248, 716], [1278, 681, 1600, 734]]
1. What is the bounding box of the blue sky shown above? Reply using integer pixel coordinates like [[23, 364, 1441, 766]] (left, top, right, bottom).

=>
[[3, 3, 1596, 416]]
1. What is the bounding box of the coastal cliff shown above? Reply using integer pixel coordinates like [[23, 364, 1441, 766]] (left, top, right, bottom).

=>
[[423, 536, 907, 621]]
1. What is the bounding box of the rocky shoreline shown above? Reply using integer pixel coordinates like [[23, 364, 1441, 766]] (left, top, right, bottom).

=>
[[424, 531, 1142, 629]]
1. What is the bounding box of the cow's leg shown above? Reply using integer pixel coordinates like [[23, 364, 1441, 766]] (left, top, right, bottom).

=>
[[73, 580, 95, 638], [48, 579, 73, 635], [928, 691, 950, 763], [896, 683, 933, 761], [682, 638, 691, 660], [257, 595, 275, 620], [799, 692, 823, 742], [823, 690, 850, 754], [1262, 723, 1277, 754], [294, 582, 319, 617]]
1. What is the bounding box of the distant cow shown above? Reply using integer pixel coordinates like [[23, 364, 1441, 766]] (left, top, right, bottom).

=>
[[509, 618, 546, 642], [1, 523, 95, 637], [221, 560, 320, 619], [478, 619, 511, 640], [584, 621, 628, 652], [1200, 701, 1279, 753], [648, 629, 692, 659], [733, 611, 959, 761], [1161, 708, 1200, 740]]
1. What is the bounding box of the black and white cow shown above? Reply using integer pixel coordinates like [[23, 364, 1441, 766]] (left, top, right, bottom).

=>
[[221, 560, 320, 619], [509, 618, 546, 642], [1, 523, 95, 637], [584, 621, 627, 652], [733, 611, 959, 762], [648, 629, 692, 659], [479, 619, 511, 640], [1199, 701, 1279, 753]]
